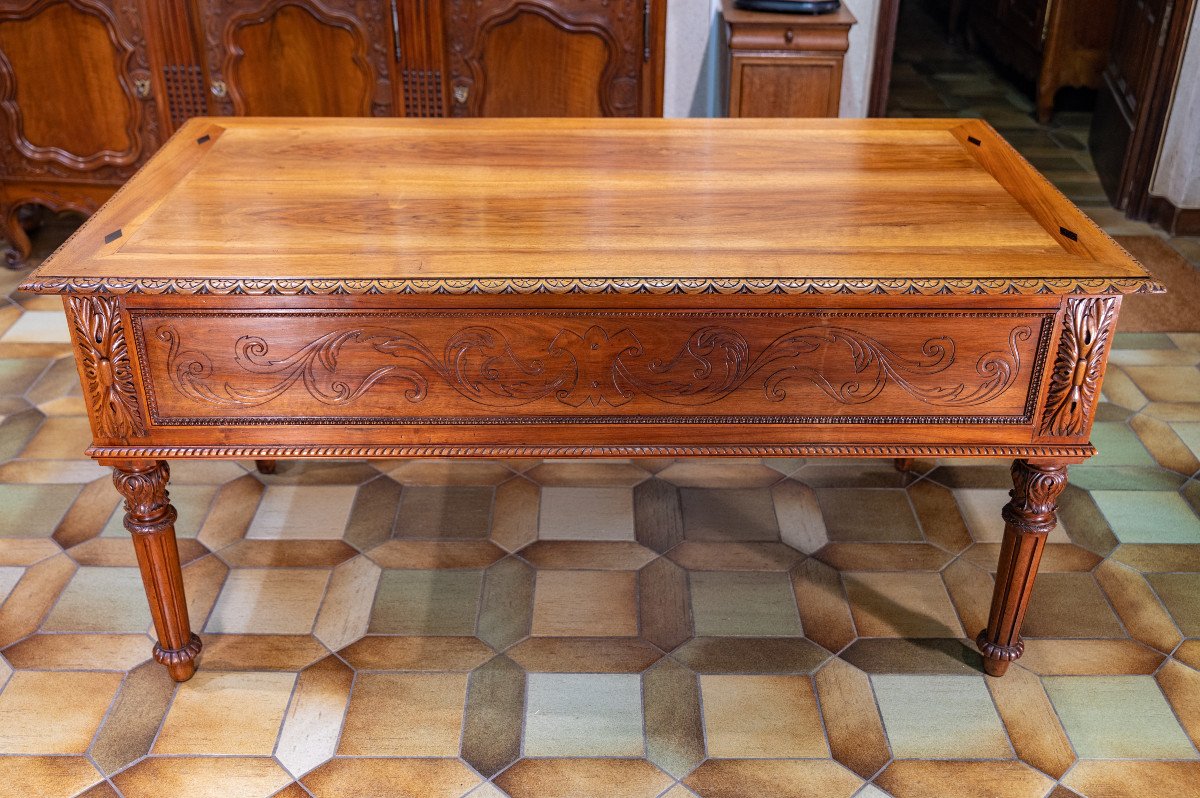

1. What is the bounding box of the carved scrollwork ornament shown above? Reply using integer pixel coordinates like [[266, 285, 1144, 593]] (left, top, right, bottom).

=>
[[113, 461, 176, 535], [1039, 297, 1118, 437], [1001, 460, 1068, 535], [69, 296, 146, 441]]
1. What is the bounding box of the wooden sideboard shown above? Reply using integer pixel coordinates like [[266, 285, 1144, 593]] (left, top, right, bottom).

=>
[[968, 0, 1118, 123], [722, 0, 855, 118], [0, 0, 667, 266]]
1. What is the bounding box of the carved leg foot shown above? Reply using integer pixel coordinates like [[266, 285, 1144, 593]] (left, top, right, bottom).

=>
[[255, 459, 277, 474], [2, 204, 32, 269], [113, 461, 201, 682], [894, 457, 914, 473], [978, 459, 1067, 677]]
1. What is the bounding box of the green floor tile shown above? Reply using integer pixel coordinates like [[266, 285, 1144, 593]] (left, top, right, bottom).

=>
[[870, 674, 1011, 759], [369, 569, 483, 634], [523, 673, 644, 757], [1092, 491, 1200, 544], [0, 483, 81, 538], [690, 571, 802, 637], [1044, 676, 1199, 759], [1088, 423, 1158, 468]]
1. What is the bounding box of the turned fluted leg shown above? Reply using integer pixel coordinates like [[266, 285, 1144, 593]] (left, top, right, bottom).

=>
[[113, 461, 201, 681], [977, 459, 1068, 676]]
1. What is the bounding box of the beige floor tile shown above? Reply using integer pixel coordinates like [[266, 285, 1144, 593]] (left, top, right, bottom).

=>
[[0, 311, 71, 344], [101, 484, 218, 539], [539, 486, 635, 541], [385, 458, 513, 485], [312, 555, 381, 651], [18, 416, 92, 460], [701, 674, 828, 758], [0, 756, 104, 798], [657, 460, 782, 488], [112, 756, 292, 798], [42, 566, 152, 633], [844, 572, 965, 638], [338, 672, 468, 755], [1124, 366, 1200, 403], [154, 670, 296, 755], [0, 670, 122, 753], [247, 485, 357, 540], [205, 568, 330, 634], [490, 476, 540, 552], [303, 758, 481, 798], [531, 569, 638, 636], [2, 633, 151, 671], [275, 656, 354, 777], [954, 488, 1070, 543]]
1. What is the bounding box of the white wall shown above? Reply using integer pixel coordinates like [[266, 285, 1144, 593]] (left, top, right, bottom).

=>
[[662, 0, 880, 118], [1151, 4, 1200, 209]]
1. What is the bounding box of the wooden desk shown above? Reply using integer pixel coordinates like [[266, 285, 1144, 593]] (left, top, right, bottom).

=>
[[20, 118, 1160, 683]]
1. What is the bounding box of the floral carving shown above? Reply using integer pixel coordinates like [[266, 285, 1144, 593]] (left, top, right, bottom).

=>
[[69, 296, 146, 440], [112, 460, 175, 535], [157, 322, 1030, 412], [1039, 297, 1118, 437], [1001, 459, 1068, 534]]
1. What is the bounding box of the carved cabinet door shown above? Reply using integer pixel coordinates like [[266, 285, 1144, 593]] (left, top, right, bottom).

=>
[[445, 0, 661, 117], [0, 0, 161, 182], [194, 0, 395, 116]]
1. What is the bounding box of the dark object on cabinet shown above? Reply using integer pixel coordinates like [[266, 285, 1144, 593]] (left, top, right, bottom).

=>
[[734, 0, 842, 13], [723, 0, 855, 118], [0, 0, 667, 266], [1090, 0, 1198, 234], [969, 0, 1118, 123]]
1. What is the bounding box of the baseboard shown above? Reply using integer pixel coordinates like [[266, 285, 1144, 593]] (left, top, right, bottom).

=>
[[1148, 195, 1200, 236]]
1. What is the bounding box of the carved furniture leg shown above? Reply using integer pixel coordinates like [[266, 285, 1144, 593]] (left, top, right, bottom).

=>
[[113, 461, 202, 681], [894, 457, 914, 473], [977, 459, 1067, 676], [255, 459, 277, 474], [2, 203, 33, 269]]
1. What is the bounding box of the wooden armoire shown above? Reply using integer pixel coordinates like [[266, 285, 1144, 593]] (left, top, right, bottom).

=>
[[0, 0, 667, 266]]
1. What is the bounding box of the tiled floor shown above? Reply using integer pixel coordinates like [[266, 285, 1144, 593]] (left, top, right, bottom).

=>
[[2, 6, 1200, 795]]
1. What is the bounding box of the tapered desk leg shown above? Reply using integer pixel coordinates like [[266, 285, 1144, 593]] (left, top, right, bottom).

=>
[[113, 461, 201, 682], [977, 459, 1067, 677]]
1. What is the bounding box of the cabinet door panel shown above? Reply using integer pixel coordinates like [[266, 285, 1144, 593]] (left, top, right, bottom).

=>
[[197, 0, 394, 117], [446, 0, 644, 117], [731, 56, 841, 118], [0, 0, 159, 175]]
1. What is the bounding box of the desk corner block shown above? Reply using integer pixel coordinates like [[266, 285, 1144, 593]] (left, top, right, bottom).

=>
[[112, 459, 202, 682], [978, 458, 1069, 677]]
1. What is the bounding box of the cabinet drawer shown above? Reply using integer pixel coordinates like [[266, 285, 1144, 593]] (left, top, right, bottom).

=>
[[128, 308, 1054, 428]]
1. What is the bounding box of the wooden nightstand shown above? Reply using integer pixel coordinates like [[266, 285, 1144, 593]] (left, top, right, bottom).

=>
[[722, 0, 856, 117]]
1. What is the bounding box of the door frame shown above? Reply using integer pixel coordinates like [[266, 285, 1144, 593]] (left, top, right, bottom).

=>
[[868, 0, 901, 116]]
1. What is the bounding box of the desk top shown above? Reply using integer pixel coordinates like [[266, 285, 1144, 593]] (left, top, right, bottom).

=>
[[22, 117, 1158, 297]]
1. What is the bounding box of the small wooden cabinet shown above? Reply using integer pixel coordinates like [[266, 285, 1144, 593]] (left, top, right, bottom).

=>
[[969, 0, 1119, 123], [722, 0, 855, 118], [0, 0, 667, 265]]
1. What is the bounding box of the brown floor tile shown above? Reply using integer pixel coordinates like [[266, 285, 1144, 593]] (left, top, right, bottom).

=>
[[941, 558, 992, 639], [817, 487, 923, 543], [181, 554, 229, 638], [671, 636, 828, 674], [253, 461, 379, 486], [796, 461, 917, 488], [2, 633, 150, 671], [0, 537, 60, 566], [1021, 572, 1125, 638], [367, 539, 506, 569], [701, 674, 828, 758], [461, 654, 525, 778], [773, 478, 829, 553], [276, 656, 354, 779], [908, 479, 973, 553], [342, 476, 401, 552], [838, 638, 983, 675], [0, 458, 108, 484], [874, 761, 1053, 798], [386, 458, 513, 485], [113, 757, 292, 798], [1061, 761, 1200, 798], [18, 415, 92, 459], [987, 665, 1075, 779], [312, 554, 381, 652], [813, 657, 890, 780], [963, 542, 1102, 572], [1177, 640, 1200, 671], [154, 671, 295, 755], [0, 551, 75, 647], [666, 540, 801, 571], [0, 756, 103, 798], [199, 634, 329, 671], [205, 568, 330, 635], [268, 784, 309, 798], [683, 760, 862, 798], [633, 478, 684, 554], [518, 540, 657, 570], [219, 540, 357, 568], [1157, 658, 1200, 751], [477, 556, 535, 650], [1147, 572, 1200, 636], [495, 759, 673, 798], [658, 460, 781, 488], [75, 779, 122, 798], [791, 557, 857, 654], [490, 476, 540, 553], [639, 555, 691, 652], [303, 758, 480, 798], [1113, 543, 1200, 572], [1096, 560, 1184, 652], [844, 571, 964, 638], [1018, 639, 1165, 675], [643, 658, 705, 779], [195, 474, 264, 552], [51, 476, 118, 549], [506, 637, 661, 672], [525, 460, 649, 486], [339, 635, 492, 671], [68, 537, 207, 568], [89, 660, 177, 775], [338, 672, 468, 755], [395, 484, 494, 539], [680, 487, 780, 541], [816, 542, 954, 571], [0, 670, 122, 753], [1131, 413, 1200, 474], [530, 569, 638, 637], [1056, 485, 1119, 556], [1044, 787, 1086, 798]]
